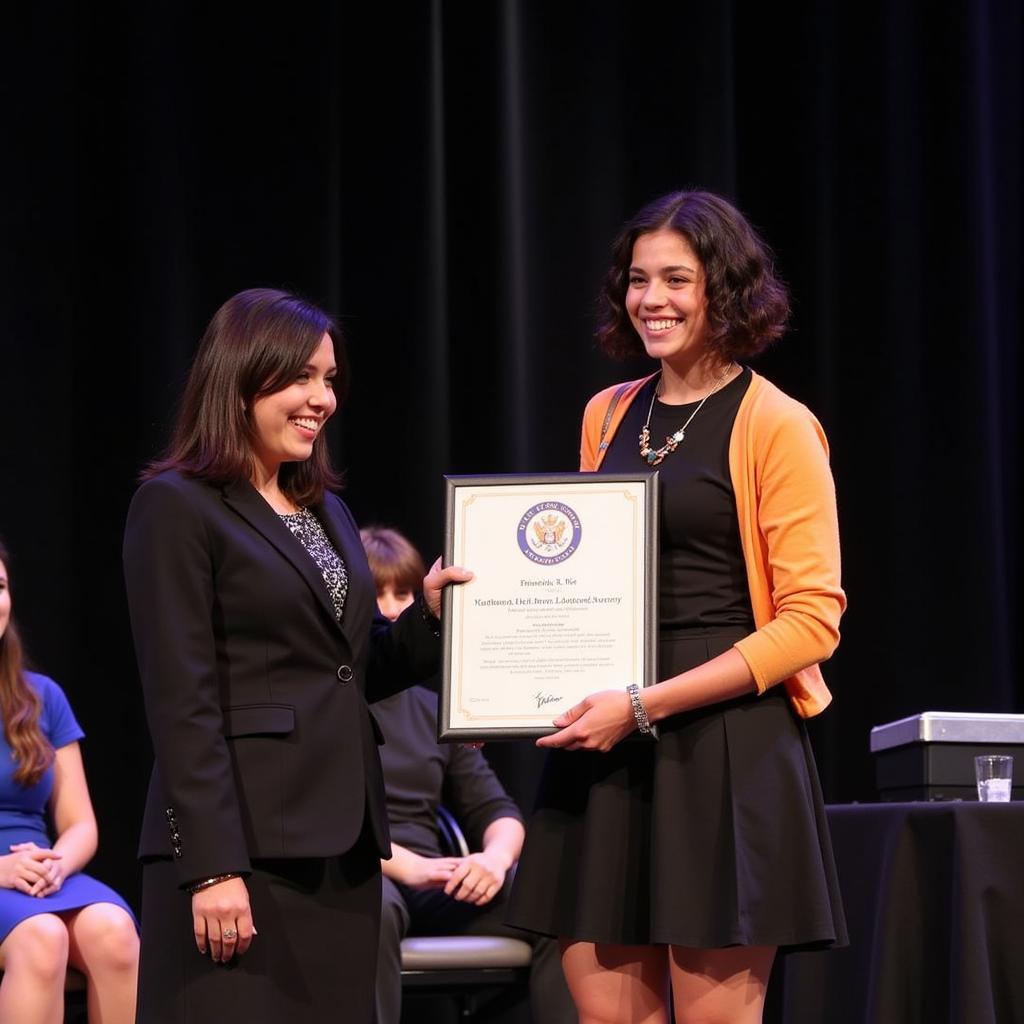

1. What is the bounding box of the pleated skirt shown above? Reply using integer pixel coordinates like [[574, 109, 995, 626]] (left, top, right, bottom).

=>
[[507, 630, 847, 950], [137, 838, 381, 1023]]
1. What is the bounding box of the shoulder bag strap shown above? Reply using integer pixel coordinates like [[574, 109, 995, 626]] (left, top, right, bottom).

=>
[[598, 382, 632, 451]]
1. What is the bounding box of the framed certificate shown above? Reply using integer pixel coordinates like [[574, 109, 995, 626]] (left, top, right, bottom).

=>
[[439, 472, 659, 741]]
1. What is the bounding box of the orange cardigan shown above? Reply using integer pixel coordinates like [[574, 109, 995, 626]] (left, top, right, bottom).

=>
[[580, 371, 845, 718]]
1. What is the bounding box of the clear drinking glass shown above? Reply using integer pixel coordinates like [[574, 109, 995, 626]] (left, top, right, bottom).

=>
[[975, 754, 1013, 802]]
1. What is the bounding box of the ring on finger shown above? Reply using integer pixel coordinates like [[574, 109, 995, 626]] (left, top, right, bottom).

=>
[[223, 928, 238, 940]]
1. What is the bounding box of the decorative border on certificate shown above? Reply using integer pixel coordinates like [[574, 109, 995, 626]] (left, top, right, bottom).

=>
[[439, 473, 658, 741]]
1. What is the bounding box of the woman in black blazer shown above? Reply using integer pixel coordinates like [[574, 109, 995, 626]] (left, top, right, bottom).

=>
[[123, 288, 469, 1023]]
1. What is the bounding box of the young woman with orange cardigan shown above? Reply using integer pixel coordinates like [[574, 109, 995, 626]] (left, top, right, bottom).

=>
[[507, 191, 847, 1024]]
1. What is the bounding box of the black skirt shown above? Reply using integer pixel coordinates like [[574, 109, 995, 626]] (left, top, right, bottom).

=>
[[137, 838, 381, 1023], [507, 630, 847, 950]]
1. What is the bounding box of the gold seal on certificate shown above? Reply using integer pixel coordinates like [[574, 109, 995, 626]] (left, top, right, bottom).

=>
[[439, 473, 659, 740]]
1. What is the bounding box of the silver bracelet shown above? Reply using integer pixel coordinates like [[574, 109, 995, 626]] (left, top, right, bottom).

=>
[[626, 683, 652, 735]]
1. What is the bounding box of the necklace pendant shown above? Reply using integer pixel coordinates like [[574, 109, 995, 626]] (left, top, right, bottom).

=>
[[638, 365, 732, 467]]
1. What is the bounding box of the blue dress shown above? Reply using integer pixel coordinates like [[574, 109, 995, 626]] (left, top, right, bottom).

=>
[[1, 672, 135, 942]]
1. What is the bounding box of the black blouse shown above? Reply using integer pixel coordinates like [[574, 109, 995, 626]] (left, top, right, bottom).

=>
[[600, 368, 755, 634]]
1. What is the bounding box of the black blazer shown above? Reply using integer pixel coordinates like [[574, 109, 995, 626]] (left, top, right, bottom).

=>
[[123, 470, 439, 887]]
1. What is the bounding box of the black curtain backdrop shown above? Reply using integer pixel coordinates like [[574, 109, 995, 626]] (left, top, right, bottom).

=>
[[1, 1, 1019, 909]]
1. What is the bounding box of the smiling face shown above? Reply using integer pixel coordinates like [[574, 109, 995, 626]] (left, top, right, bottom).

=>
[[0, 559, 10, 642], [250, 332, 338, 479], [625, 229, 711, 370]]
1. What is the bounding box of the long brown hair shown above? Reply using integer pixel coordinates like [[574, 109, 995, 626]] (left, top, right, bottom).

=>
[[0, 540, 55, 787], [145, 288, 348, 506]]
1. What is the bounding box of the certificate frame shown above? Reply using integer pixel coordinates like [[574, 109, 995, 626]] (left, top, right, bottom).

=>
[[439, 472, 658, 741]]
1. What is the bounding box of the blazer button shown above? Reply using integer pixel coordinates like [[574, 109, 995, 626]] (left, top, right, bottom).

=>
[[337, 664, 354, 683]]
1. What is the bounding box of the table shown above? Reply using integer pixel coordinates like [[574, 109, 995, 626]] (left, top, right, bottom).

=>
[[777, 802, 1024, 1023]]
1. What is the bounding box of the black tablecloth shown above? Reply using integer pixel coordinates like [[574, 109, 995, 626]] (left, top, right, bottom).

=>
[[776, 802, 1024, 1024]]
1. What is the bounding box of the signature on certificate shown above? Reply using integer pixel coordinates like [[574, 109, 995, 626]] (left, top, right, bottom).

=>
[[533, 691, 563, 709]]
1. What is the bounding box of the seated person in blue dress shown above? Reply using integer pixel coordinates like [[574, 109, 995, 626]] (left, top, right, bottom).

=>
[[361, 527, 576, 1024], [0, 540, 138, 1023]]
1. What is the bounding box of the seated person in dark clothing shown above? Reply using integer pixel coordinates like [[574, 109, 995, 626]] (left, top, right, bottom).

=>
[[361, 528, 576, 1024]]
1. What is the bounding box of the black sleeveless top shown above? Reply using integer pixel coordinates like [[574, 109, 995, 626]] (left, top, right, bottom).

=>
[[599, 368, 755, 634]]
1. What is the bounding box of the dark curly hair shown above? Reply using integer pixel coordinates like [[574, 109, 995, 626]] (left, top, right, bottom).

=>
[[597, 190, 790, 361]]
